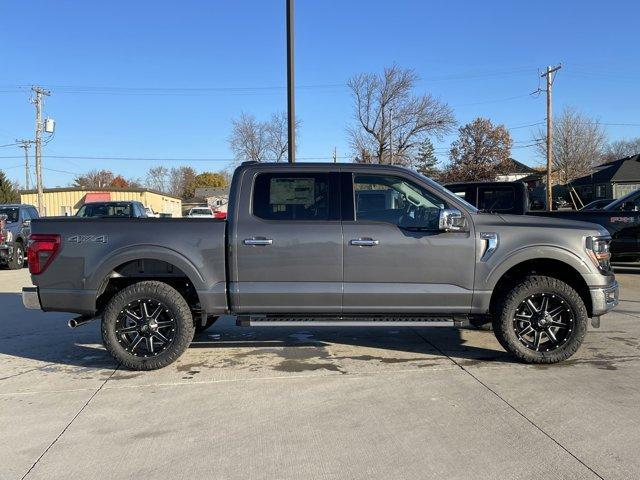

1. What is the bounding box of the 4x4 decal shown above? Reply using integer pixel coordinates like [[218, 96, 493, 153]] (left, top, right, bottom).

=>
[[67, 234, 108, 244]]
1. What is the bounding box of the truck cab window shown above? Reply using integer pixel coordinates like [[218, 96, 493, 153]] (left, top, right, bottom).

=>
[[353, 174, 445, 229], [478, 186, 515, 212], [253, 173, 331, 221]]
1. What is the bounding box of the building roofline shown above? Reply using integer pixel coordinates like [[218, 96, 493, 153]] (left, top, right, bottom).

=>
[[18, 186, 183, 201]]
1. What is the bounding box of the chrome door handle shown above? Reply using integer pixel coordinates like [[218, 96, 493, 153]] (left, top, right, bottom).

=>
[[243, 238, 273, 246], [350, 238, 379, 247]]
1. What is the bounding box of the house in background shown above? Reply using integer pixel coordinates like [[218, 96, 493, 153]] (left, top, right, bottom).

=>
[[496, 158, 543, 183], [194, 187, 230, 214], [570, 154, 640, 203]]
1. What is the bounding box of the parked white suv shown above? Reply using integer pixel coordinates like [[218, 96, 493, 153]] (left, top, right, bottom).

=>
[[186, 207, 214, 218]]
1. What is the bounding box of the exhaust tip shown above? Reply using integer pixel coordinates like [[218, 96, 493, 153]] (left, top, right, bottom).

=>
[[68, 319, 78, 328]]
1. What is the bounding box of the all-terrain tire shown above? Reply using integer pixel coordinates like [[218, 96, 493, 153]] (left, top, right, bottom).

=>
[[492, 275, 588, 364], [102, 281, 195, 370], [7, 242, 24, 270], [195, 315, 219, 334]]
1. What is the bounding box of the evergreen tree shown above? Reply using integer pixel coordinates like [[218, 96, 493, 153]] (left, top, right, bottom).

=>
[[0, 170, 19, 203], [413, 139, 439, 178]]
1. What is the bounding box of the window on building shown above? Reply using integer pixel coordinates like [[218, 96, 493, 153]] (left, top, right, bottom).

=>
[[595, 185, 607, 198]]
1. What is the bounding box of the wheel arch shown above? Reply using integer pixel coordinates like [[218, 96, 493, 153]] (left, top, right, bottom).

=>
[[488, 258, 593, 317], [92, 246, 206, 314]]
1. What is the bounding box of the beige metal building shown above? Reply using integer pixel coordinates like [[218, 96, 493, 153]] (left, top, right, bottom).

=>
[[20, 188, 182, 217]]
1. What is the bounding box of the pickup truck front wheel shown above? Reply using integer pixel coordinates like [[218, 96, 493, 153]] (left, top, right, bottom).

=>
[[7, 242, 24, 270], [492, 276, 588, 363], [102, 281, 195, 370]]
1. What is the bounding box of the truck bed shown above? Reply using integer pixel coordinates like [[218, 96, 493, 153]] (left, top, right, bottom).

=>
[[30, 217, 228, 315]]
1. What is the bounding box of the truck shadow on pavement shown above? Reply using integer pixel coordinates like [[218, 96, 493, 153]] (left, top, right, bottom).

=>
[[2, 293, 513, 371]]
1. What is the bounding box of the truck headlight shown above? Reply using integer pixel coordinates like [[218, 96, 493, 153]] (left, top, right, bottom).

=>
[[586, 236, 611, 272]]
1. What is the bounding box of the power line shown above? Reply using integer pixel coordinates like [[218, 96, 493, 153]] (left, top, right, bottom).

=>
[[0, 154, 353, 162], [0, 66, 542, 96]]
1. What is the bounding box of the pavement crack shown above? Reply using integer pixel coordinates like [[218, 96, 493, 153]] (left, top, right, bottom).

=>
[[411, 328, 605, 480], [0, 363, 58, 381], [20, 365, 120, 480]]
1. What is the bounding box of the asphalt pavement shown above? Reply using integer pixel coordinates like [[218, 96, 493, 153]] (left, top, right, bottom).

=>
[[1, 268, 639, 480]]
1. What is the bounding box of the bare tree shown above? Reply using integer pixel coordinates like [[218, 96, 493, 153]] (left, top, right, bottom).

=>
[[229, 111, 298, 163], [535, 107, 607, 183], [73, 169, 115, 188], [229, 113, 269, 162], [347, 65, 455, 166], [168, 166, 197, 198], [265, 111, 300, 162], [145, 166, 170, 193], [602, 137, 640, 162], [441, 118, 513, 182]]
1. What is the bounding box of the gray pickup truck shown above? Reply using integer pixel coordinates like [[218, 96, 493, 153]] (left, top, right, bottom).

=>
[[23, 162, 619, 370]]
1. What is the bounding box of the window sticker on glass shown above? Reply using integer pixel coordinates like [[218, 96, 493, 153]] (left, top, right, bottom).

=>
[[270, 178, 315, 205]]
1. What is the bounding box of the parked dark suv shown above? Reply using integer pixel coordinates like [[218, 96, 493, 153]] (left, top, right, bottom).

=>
[[75, 201, 148, 218], [0, 204, 39, 269]]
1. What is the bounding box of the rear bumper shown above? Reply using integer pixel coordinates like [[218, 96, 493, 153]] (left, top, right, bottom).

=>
[[590, 281, 619, 316], [22, 287, 42, 310]]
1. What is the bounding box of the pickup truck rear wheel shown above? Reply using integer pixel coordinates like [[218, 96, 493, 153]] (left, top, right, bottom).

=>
[[492, 275, 588, 364], [102, 281, 195, 370]]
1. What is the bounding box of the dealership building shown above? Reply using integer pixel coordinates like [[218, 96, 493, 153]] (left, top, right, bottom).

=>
[[20, 187, 182, 217]]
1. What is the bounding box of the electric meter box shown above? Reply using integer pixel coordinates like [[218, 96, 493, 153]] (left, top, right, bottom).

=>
[[44, 118, 55, 133]]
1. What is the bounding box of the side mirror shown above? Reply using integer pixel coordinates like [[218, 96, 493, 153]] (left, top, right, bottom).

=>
[[22, 219, 31, 227], [439, 208, 466, 232]]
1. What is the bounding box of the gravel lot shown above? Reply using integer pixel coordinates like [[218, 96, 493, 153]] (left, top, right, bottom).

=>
[[1, 268, 639, 480]]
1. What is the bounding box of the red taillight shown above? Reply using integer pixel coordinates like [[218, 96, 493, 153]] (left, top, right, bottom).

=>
[[28, 234, 61, 275], [214, 211, 227, 219]]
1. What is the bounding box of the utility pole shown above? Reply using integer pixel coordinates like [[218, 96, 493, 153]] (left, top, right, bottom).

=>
[[388, 107, 393, 165], [541, 65, 561, 211], [16, 139, 34, 190], [30, 86, 50, 214], [286, 0, 295, 163], [332, 147, 337, 163]]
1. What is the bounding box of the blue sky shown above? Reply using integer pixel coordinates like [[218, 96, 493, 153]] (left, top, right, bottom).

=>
[[1, 0, 639, 187]]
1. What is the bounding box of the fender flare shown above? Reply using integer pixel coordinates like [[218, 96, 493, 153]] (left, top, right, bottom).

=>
[[87, 244, 206, 292], [483, 244, 592, 291]]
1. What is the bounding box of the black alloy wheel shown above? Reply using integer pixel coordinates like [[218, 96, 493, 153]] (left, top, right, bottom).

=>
[[102, 281, 195, 370], [512, 293, 574, 352], [492, 275, 588, 364], [115, 299, 176, 357]]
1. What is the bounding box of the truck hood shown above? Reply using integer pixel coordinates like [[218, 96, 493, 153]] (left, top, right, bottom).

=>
[[473, 212, 609, 237]]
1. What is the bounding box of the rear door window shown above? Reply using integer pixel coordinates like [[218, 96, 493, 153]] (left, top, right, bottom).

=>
[[252, 172, 338, 221]]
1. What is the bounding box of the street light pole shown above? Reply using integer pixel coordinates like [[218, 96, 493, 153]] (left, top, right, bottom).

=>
[[286, 0, 295, 163]]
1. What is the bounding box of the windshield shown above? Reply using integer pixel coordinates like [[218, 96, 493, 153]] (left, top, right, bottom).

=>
[[191, 208, 212, 215], [76, 203, 132, 217], [0, 208, 19, 223], [604, 190, 640, 211]]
